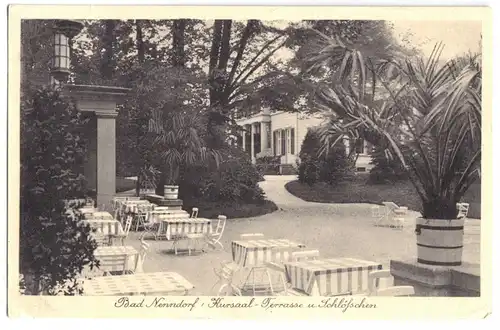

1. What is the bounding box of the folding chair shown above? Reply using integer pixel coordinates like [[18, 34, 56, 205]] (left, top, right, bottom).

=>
[[206, 215, 227, 250], [382, 202, 408, 227], [371, 205, 385, 226], [130, 240, 149, 274], [190, 207, 199, 218], [111, 215, 133, 246], [368, 269, 393, 294], [457, 203, 470, 219], [372, 285, 415, 297], [135, 204, 155, 231], [211, 261, 242, 296]]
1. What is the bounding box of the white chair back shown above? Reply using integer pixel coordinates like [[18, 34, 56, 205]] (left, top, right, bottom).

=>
[[371, 205, 383, 218], [123, 215, 133, 237], [373, 285, 415, 297], [382, 201, 399, 211], [134, 240, 150, 273], [239, 233, 265, 240], [368, 269, 393, 293], [291, 250, 320, 262], [214, 215, 227, 236], [191, 207, 199, 218], [457, 203, 470, 218]]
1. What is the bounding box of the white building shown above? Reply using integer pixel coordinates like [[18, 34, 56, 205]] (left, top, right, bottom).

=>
[[235, 108, 374, 174]]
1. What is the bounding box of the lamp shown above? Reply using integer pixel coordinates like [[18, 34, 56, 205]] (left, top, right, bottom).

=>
[[50, 19, 84, 84]]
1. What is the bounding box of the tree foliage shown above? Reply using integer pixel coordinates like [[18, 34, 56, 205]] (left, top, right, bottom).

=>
[[20, 88, 99, 295], [303, 29, 481, 219]]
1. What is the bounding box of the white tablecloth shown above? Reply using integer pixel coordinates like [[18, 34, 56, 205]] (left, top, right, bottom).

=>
[[82, 272, 194, 296], [231, 239, 305, 268], [162, 218, 212, 240], [83, 219, 124, 236], [93, 246, 138, 273], [284, 257, 383, 296]]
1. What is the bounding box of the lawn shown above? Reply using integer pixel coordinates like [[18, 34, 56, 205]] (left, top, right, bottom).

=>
[[285, 174, 481, 219]]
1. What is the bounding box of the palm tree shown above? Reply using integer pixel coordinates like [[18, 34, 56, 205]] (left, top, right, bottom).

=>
[[305, 32, 481, 220], [148, 110, 222, 188]]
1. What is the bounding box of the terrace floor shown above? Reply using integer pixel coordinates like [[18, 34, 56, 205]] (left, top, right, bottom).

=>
[[123, 175, 481, 296]]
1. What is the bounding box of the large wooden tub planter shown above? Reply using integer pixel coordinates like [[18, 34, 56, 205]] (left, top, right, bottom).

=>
[[414, 217, 465, 266]]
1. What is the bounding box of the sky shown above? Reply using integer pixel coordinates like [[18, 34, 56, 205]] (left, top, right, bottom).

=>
[[391, 20, 482, 59]]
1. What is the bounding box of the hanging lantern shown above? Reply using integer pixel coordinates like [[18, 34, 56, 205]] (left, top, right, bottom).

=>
[[50, 20, 84, 84]]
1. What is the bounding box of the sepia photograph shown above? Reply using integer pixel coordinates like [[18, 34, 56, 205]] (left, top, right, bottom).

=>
[[7, 4, 492, 319]]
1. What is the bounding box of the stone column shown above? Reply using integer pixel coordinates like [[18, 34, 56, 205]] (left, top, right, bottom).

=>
[[95, 111, 118, 210], [242, 126, 246, 151], [261, 122, 268, 154], [250, 123, 255, 163]]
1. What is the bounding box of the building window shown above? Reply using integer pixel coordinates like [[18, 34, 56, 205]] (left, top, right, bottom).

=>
[[290, 128, 295, 155], [273, 130, 279, 156], [266, 123, 271, 149], [354, 138, 364, 154], [281, 129, 286, 155]]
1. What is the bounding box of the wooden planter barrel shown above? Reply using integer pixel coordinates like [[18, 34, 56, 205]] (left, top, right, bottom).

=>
[[415, 218, 465, 266], [164, 185, 179, 200]]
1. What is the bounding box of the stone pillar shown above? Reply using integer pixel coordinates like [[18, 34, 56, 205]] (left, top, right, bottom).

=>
[[250, 123, 255, 163], [95, 111, 118, 210], [261, 122, 268, 154], [242, 126, 246, 151], [83, 115, 97, 192]]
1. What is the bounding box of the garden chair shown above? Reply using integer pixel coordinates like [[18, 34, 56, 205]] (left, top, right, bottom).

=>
[[135, 204, 155, 231], [185, 231, 207, 256], [111, 215, 133, 246], [129, 239, 149, 274], [457, 203, 470, 219], [138, 211, 161, 241], [190, 207, 199, 218], [371, 205, 385, 226], [239, 233, 265, 240], [382, 202, 408, 226], [367, 269, 393, 294], [211, 261, 242, 296], [291, 250, 320, 262], [372, 285, 415, 297], [206, 215, 227, 251]]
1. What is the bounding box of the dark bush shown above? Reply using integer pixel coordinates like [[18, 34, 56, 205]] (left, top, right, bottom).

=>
[[20, 88, 99, 295], [179, 146, 265, 204], [298, 128, 355, 186], [368, 145, 408, 184], [255, 156, 281, 175], [298, 156, 319, 186]]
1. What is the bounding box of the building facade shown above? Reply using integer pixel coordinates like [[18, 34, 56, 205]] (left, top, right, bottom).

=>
[[235, 108, 374, 174]]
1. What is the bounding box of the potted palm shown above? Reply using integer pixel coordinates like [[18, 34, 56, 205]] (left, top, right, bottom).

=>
[[305, 34, 481, 266], [149, 111, 221, 200]]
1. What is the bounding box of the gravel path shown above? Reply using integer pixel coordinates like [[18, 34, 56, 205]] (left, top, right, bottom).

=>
[[122, 175, 480, 296]]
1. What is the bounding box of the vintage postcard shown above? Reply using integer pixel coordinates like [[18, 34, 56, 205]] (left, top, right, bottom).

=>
[[7, 5, 492, 319]]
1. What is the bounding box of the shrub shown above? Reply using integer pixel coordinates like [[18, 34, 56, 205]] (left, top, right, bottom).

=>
[[298, 155, 319, 186], [179, 147, 265, 205], [20, 88, 99, 295], [255, 156, 281, 175], [298, 128, 354, 186], [368, 145, 408, 184]]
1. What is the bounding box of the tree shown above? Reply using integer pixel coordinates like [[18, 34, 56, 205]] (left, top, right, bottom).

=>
[[20, 88, 99, 295], [305, 28, 481, 219]]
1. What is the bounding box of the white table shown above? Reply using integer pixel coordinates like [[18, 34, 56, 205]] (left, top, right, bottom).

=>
[[93, 246, 138, 273], [83, 219, 124, 236], [284, 257, 383, 296], [161, 217, 211, 240], [231, 239, 305, 267], [82, 272, 194, 296]]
